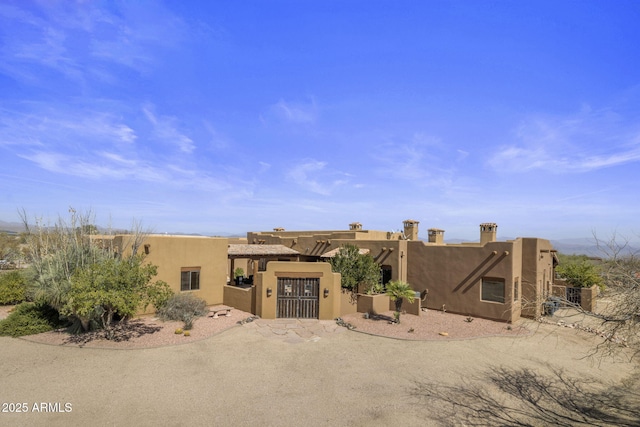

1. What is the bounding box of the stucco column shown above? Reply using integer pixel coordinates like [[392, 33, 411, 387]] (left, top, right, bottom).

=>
[[253, 258, 259, 278]]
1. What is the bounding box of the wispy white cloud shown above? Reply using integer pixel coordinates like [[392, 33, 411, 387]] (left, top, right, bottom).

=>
[[89, 2, 188, 72], [258, 161, 271, 173], [0, 1, 188, 84], [18, 147, 243, 194], [371, 133, 459, 187], [488, 105, 640, 173], [0, 107, 136, 147], [0, 4, 79, 82], [287, 159, 349, 195], [0, 103, 236, 191], [142, 104, 195, 154], [261, 98, 318, 125], [203, 121, 231, 150], [98, 151, 138, 168], [20, 150, 166, 182]]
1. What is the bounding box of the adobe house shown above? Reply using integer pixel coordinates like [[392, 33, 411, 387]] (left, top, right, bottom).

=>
[[407, 224, 557, 322], [94, 219, 557, 323], [245, 220, 558, 322], [92, 234, 229, 312]]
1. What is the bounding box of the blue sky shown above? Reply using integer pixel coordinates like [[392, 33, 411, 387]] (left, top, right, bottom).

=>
[[1, 1, 639, 241]]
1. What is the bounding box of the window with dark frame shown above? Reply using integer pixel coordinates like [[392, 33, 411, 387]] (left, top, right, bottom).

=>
[[514, 278, 519, 302], [481, 277, 505, 303], [181, 268, 200, 291]]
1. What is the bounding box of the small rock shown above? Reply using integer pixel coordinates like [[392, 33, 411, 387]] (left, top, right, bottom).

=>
[[439, 332, 449, 336]]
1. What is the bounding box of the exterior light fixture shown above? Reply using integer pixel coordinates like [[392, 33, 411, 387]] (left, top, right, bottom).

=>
[[324, 288, 329, 298], [267, 288, 272, 297]]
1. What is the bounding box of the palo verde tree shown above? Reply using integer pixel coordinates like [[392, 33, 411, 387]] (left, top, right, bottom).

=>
[[329, 244, 382, 293], [556, 254, 604, 290]]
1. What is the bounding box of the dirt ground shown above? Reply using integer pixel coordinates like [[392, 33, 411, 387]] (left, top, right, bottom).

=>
[[1, 305, 638, 427]]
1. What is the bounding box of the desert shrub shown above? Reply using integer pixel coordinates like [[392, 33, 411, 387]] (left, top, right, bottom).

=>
[[157, 293, 207, 330], [329, 244, 382, 292], [0, 302, 67, 337], [0, 271, 28, 305], [386, 280, 416, 324], [556, 255, 604, 290], [62, 255, 172, 332]]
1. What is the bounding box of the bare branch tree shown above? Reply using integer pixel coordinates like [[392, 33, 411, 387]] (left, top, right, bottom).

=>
[[411, 367, 640, 427]]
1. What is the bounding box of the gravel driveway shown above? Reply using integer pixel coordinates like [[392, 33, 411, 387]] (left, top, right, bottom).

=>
[[1, 308, 637, 427]]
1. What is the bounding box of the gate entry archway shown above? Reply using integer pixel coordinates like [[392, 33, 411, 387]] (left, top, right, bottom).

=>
[[277, 277, 319, 319]]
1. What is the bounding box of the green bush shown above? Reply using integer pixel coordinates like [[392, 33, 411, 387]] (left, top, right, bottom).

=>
[[0, 271, 27, 305], [329, 244, 382, 292], [157, 293, 207, 330], [0, 302, 66, 337], [556, 255, 604, 290]]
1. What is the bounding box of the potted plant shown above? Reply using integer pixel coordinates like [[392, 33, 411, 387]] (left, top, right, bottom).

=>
[[234, 267, 245, 286], [385, 280, 415, 324]]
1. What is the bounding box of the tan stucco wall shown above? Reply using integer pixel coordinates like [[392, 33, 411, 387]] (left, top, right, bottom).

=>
[[520, 238, 555, 318], [223, 285, 256, 314], [580, 285, 597, 312], [388, 296, 422, 316], [357, 294, 391, 315], [119, 235, 228, 312], [340, 290, 358, 316], [255, 261, 341, 320], [406, 240, 519, 322]]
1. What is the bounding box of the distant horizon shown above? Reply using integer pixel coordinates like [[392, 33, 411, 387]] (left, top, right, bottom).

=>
[[1, 2, 639, 241], [2, 217, 637, 247]]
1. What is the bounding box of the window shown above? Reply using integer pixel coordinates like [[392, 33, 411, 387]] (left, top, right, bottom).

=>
[[481, 277, 505, 303], [181, 268, 200, 291], [513, 278, 519, 302]]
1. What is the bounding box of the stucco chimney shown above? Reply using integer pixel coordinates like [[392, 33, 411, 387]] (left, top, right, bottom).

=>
[[403, 219, 419, 240], [428, 228, 445, 244], [349, 222, 362, 231], [480, 223, 498, 245]]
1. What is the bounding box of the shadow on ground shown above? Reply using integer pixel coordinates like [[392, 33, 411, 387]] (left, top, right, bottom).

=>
[[63, 320, 162, 345], [411, 366, 640, 427], [367, 313, 395, 323]]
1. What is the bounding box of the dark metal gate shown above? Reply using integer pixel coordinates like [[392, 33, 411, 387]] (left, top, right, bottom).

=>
[[277, 277, 319, 319], [566, 287, 581, 306]]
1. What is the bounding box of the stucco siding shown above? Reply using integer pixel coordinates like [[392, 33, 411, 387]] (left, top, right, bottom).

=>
[[138, 235, 228, 310], [407, 241, 518, 322]]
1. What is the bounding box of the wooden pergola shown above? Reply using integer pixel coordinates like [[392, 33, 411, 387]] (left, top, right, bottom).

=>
[[227, 244, 301, 282]]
